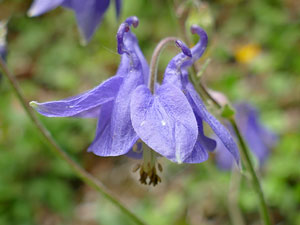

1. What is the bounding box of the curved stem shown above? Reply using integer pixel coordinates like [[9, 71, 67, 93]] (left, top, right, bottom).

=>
[[229, 118, 272, 225], [149, 37, 178, 93], [0, 58, 147, 225], [228, 168, 246, 225]]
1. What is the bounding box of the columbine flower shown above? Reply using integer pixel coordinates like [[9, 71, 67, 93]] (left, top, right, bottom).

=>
[[157, 26, 240, 165], [28, 0, 122, 43], [30, 16, 148, 156], [215, 102, 277, 170], [31, 16, 240, 185]]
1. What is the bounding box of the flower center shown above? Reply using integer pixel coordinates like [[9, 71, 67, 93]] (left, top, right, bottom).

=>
[[133, 143, 163, 186]]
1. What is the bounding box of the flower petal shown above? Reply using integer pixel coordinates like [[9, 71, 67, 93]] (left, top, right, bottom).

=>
[[88, 17, 148, 156], [62, 0, 110, 42], [183, 141, 209, 163], [89, 101, 139, 157], [196, 114, 217, 151], [109, 68, 144, 154], [28, 0, 64, 17], [88, 101, 124, 156], [215, 135, 235, 170], [115, 0, 121, 19], [31, 75, 122, 118], [130, 84, 198, 163], [117, 17, 149, 84], [183, 115, 215, 164], [181, 26, 208, 68], [163, 26, 208, 86], [185, 82, 240, 165]]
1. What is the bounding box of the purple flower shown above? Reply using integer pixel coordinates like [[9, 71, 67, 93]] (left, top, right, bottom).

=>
[[28, 0, 121, 43], [158, 27, 240, 165], [215, 103, 277, 170], [31, 16, 240, 184], [31, 17, 148, 158]]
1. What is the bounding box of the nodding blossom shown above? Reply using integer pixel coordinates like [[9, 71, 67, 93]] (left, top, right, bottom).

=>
[[28, 0, 122, 43], [215, 103, 277, 170], [31, 16, 240, 185]]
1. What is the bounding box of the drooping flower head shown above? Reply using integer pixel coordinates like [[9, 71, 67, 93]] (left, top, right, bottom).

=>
[[31, 16, 240, 185], [215, 102, 277, 170], [28, 0, 122, 43]]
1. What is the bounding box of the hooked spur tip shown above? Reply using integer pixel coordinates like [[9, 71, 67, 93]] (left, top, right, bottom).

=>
[[116, 23, 130, 54], [175, 40, 192, 57], [27, 6, 39, 17], [116, 17, 139, 55], [125, 16, 139, 28], [29, 101, 38, 108], [190, 25, 200, 34]]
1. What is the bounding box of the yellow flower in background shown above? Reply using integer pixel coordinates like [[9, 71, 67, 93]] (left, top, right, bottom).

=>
[[235, 43, 261, 64]]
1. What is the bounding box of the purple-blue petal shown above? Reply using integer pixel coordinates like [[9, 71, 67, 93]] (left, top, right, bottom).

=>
[[31, 75, 122, 118], [62, 0, 110, 42], [181, 26, 208, 68], [185, 82, 240, 166], [196, 114, 217, 151], [89, 17, 147, 156], [130, 83, 198, 163], [88, 101, 128, 156], [183, 141, 209, 164], [215, 136, 236, 170], [108, 68, 144, 154], [163, 40, 191, 88], [117, 17, 149, 84], [183, 114, 216, 164], [88, 75, 141, 156], [115, 0, 122, 19], [28, 0, 64, 16]]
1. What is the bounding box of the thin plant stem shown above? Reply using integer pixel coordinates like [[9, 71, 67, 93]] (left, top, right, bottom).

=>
[[229, 118, 272, 225], [0, 58, 147, 225], [228, 168, 246, 225], [192, 55, 272, 225], [149, 37, 178, 93], [191, 58, 272, 225], [175, 8, 272, 225], [193, 70, 272, 225]]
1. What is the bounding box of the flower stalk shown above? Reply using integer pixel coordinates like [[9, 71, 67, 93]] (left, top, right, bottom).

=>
[[190, 55, 271, 225], [149, 37, 178, 93], [191, 51, 272, 225], [0, 57, 147, 225], [191, 65, 271, 224]]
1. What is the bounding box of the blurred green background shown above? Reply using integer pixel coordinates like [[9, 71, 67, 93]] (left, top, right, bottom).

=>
[[0, 0, 299, 224]]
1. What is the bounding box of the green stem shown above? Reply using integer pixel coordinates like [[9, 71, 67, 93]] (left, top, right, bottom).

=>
[[229, 118, 272, 225], [0, 58, 147, 225], [149, 37, 178, 93], [191, 65, 271, 225], [193, 69, 271, 225], [228, 168, 245, 225]]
